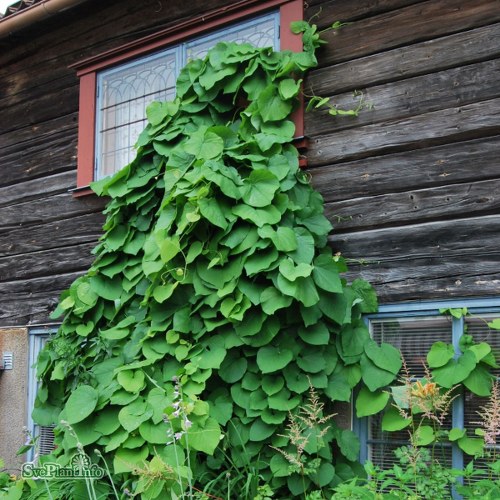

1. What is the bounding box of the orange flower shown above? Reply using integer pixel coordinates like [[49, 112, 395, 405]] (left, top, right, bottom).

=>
[[411, 381, 438, 399]]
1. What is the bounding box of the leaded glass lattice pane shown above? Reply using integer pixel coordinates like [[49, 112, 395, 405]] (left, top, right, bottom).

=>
[[96, 50, 177, 178], [185, 13, 279, 61]]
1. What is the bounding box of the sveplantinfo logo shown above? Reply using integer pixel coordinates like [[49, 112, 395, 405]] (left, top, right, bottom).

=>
[[22, 453, 104, 479]]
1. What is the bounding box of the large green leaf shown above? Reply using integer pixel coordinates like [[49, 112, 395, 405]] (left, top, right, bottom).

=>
[[414, 425, 435, 446], [257, 85, 293, 122], [298, 323, 330, 346], [184, 130, 224, 160], [249, 418, 276, 441], [139, 420, 168, 444], [337, 430, 359, 462], [242, 169, 280, 208], [427, 342, 455, 368], [118, 399, 153, 432], [463, 363, 493, 396], [355, 387, 389, 417], [65, 385, 98, 424], [219, 356, 247, 383], [360, 355, 398, 392], [257, 346, 294, 373], [312, 254, 342, 293], [117, 370, 145, 393], [260, 287, 293, 314], [186, 417, 221, 455], [279, 258, 312, 281], [432, 350, 477, 388], [381, 406, 411, 432], [90, 275, 122, 301], [458, 436, 484, 456], [364, 340, 402, 375]]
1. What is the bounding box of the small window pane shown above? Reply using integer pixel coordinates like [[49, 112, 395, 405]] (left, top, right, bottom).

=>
[[371, 317, 452, 378], [96, 50, 178, 179], [186, 13, 279, 60]]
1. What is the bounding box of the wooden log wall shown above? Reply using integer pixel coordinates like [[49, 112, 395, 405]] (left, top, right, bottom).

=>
[[305, 0, 500, 302], [0, 0, 236, 326], [0, 0, 499, 326]]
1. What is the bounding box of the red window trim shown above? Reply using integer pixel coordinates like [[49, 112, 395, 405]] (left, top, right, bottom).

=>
[[72, 0, 303, 196]]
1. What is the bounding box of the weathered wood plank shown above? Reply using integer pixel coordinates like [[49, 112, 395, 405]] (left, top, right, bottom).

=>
[[307, 98, 500, 166], [305, 0, 424, 25], [0, 83, 78, 135], [318, 0, 500, 66], [306, 58, 500, 137], [0, 112, 77, 151], [307, 22, 500, 96], [309, 136, 500, 202], [324, 179, 500, 231], [345, 266, 500, 302], [332, 215, 500, 259], [330, 215, 500, 300], [0, 242, 95, 282], [0, 72, 75, 116], [0, 172, 76, 207], [0, 272, 83, 325], [0, 118, 77, 186], [0, 191, 106, 233], [0, 213, 104, 256]]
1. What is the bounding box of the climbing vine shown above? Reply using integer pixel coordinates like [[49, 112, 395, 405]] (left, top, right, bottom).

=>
[[33, 22, 402, 498]]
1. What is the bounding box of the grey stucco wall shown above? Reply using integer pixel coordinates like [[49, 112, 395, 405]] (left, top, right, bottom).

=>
[[0, 328, 28, 473]]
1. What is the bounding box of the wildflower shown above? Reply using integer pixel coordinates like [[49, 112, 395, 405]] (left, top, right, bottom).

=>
[[476, 381, 500, 446], [174, 432, 184, 441], [184, 418, 192, 429]]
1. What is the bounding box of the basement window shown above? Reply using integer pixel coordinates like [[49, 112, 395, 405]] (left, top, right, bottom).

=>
[[72, 0, 303, 195], [356, 299, 500, 476]]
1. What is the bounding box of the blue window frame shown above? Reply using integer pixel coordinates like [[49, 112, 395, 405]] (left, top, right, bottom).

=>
[[355, 297, 500, 474]]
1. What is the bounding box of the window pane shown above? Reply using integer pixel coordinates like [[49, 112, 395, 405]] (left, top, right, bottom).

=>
[[371, 317, 452, 378], [186, 13, 279, 60], [96, 50, 178, 179]]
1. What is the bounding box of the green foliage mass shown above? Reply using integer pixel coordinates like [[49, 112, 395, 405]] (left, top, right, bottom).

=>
[[33, 22, 392, 497]]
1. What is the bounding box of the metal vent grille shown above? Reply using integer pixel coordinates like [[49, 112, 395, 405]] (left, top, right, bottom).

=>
[[38, 425, 56, 456]]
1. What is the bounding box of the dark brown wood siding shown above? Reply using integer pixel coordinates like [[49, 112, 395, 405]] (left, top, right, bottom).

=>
[[0, 0, 499, 326], [0, 0, 236, 325], [305, 0, 500, 302]]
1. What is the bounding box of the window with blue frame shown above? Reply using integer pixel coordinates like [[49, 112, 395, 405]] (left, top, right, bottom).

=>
[[355, 298, 500, 474], [27, 328, 57, 462]]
